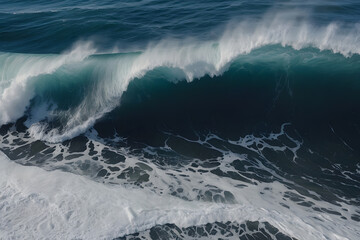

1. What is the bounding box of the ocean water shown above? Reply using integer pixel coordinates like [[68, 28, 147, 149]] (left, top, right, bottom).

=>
[[0, 0, 360, 239]]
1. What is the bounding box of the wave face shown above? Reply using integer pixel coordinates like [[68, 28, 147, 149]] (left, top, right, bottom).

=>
[[1, 17, 360, 142], [1, 1, 360, 240]]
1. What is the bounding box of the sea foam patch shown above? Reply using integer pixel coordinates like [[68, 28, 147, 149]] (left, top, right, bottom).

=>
[[0, 151, 358, 240]]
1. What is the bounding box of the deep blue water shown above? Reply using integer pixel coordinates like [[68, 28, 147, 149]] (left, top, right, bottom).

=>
[[0, 1, 359, 239], [1, 0, 359, 53]]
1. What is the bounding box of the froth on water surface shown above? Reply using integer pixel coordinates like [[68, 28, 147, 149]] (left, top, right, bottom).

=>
[[1, 1, 360, 239]]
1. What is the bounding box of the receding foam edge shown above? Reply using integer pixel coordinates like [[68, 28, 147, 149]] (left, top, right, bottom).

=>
[[0, 151, 356, 240]]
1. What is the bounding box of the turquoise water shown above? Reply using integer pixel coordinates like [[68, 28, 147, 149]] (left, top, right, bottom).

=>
[[0, 1, 359, 239]]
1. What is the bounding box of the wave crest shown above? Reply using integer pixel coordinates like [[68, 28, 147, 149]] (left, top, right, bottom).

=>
[[0, 11, 359, 142]]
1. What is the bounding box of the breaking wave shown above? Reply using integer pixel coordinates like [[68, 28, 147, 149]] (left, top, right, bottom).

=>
[[0, 12, 359, 143]]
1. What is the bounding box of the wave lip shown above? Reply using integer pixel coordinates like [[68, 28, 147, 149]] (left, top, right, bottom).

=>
[[1, 11, 360, 143], [0, 42, 96, 126]]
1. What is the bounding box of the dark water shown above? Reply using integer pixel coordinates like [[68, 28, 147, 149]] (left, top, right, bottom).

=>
[[0, 1, 359, 239]]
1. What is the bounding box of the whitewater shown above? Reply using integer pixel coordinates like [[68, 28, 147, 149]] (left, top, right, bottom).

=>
[[0, 150, 358, 239], [1, 2, 360, 240]]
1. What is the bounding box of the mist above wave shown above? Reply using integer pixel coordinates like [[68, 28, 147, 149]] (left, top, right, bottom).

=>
[[0, 10, 359, 143]]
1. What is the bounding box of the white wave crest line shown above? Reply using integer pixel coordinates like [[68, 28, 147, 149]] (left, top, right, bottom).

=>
[[1, 10, 359, 142]]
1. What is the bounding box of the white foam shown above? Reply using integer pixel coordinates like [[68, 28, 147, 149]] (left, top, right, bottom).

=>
[[0, 151, 358, 240]]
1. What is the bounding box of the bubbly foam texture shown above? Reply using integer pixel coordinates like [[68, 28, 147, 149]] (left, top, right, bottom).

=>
[[0, 124, 359, 239], [0, 11, 359, 142], [0, 150, 358, 240]]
